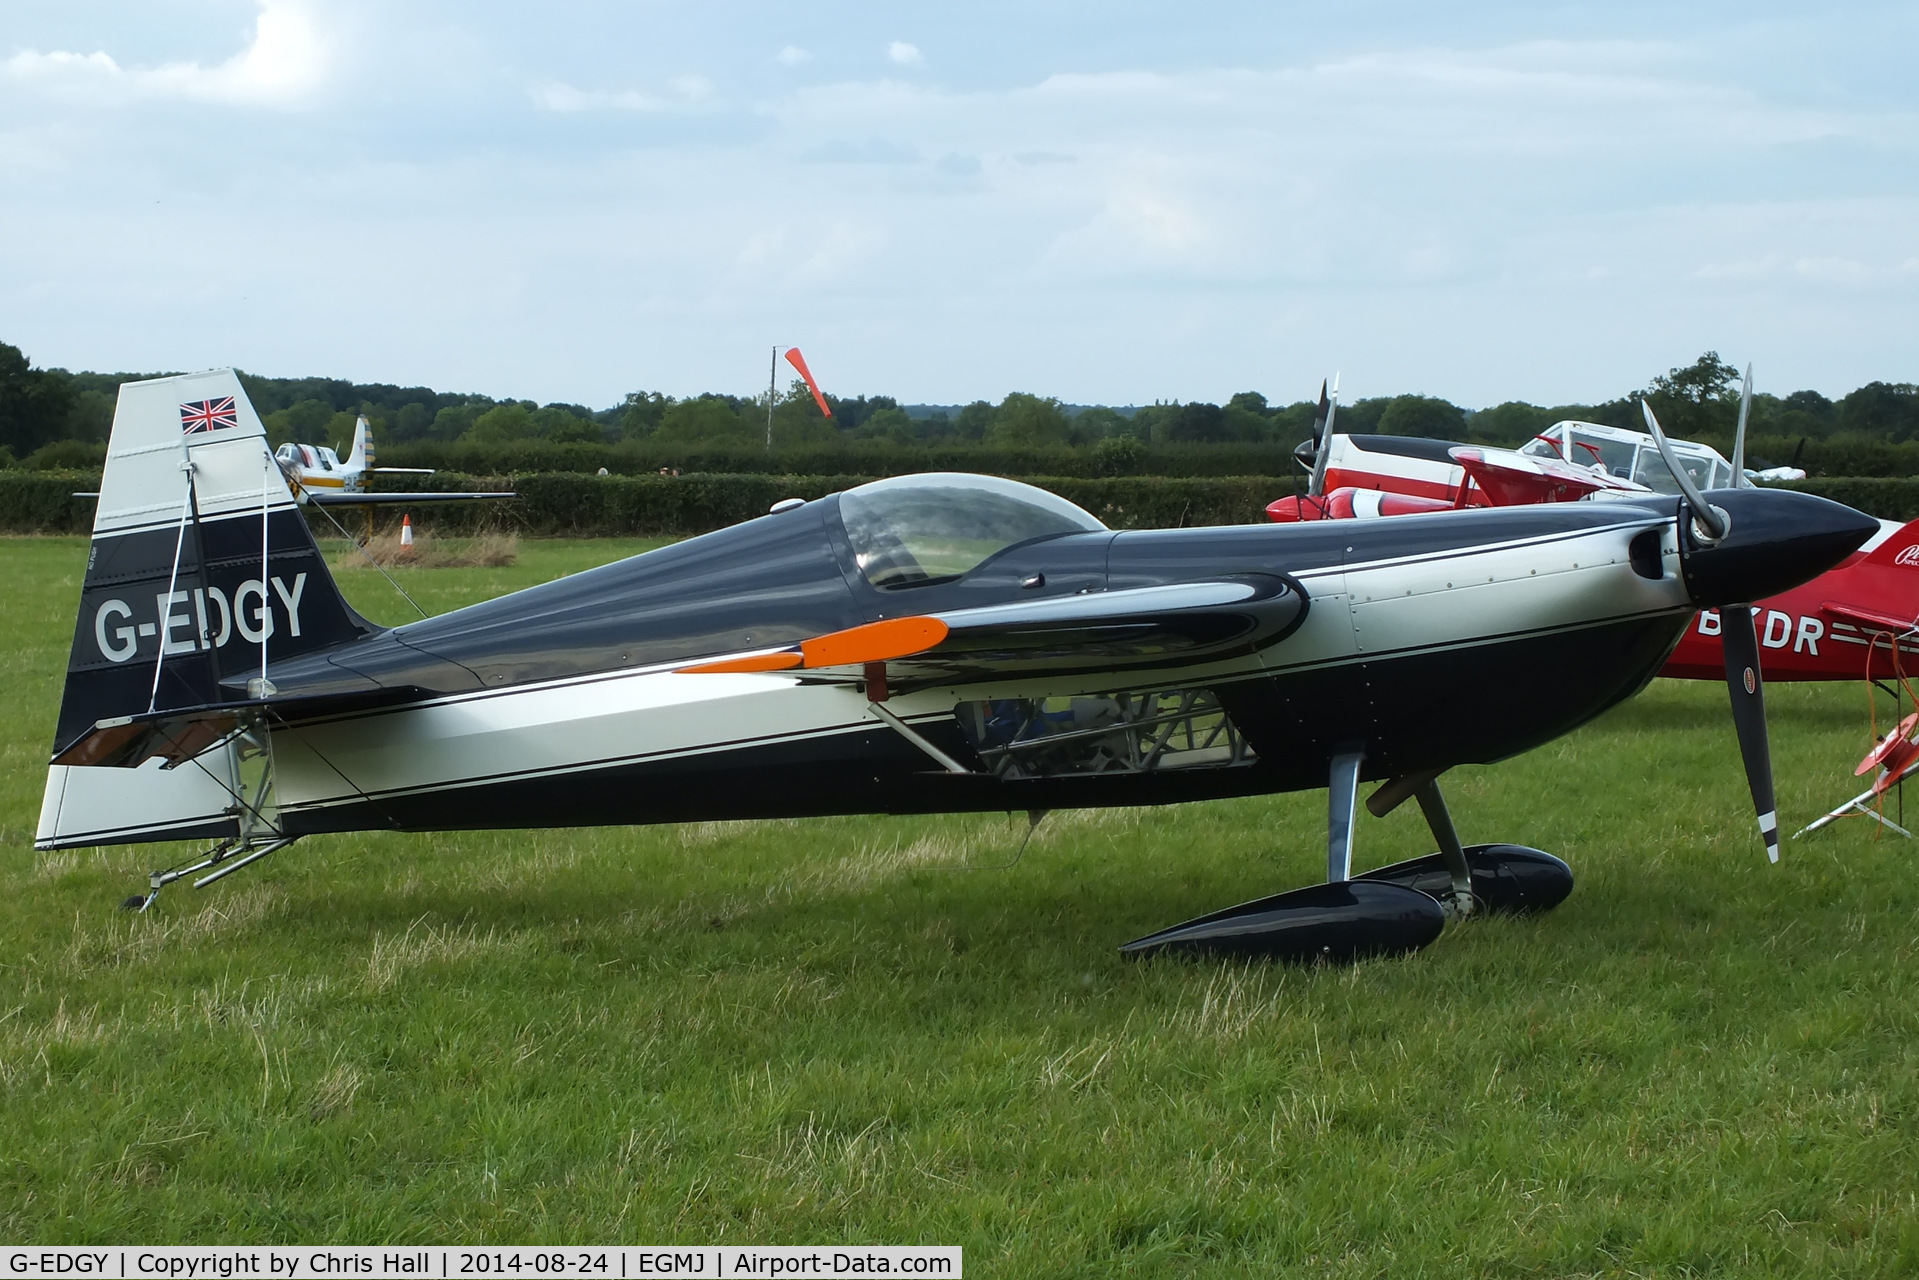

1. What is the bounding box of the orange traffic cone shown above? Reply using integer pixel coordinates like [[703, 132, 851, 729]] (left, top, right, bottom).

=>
[[399, 514, 414, 557]]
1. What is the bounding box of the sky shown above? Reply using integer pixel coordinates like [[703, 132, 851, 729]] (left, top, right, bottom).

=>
[[3, 2, 1916, 410]]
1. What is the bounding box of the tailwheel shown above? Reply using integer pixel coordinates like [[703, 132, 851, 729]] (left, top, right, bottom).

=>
[[1358, 844, 1573, 914], [1120, 880, 1445, 962]]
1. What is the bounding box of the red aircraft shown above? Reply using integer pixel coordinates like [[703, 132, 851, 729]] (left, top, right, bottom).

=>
[[1272, 376, 1919, 684]]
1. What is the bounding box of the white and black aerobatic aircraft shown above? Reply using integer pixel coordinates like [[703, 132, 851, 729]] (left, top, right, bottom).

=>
[[38, 370, 1878, 962]]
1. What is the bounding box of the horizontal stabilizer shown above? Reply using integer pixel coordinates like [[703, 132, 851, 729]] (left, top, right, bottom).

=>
[[52, 680, 429, 770], [305, 491, 515, 506]]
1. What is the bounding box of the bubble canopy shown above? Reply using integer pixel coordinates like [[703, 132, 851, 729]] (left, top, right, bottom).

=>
[[837, 473, 1108, 589]]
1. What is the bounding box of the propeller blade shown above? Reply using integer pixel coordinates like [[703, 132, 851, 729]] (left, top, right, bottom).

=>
[[1308, 373, 1339, 498], [1720, 603, 1779, 862], [1296, 378, 1330, 478], [1641, 399, 1729, 541], [1731, 363, 1753, 488]]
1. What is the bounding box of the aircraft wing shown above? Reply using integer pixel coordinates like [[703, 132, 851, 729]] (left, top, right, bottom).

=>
[[1820, 600, 1919, 635], [681, 576, 1308, 689], [1448, 446, 1645, 507], [303, 491, 516, 506]]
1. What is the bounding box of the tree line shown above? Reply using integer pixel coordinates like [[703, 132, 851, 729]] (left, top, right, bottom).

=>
[[4, 341, 1916, 476]]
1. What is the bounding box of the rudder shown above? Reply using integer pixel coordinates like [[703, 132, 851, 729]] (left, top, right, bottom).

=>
[[39, 370, 378, 848]]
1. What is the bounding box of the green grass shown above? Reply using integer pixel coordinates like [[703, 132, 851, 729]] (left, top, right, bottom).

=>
[[3, 536, 1918, 1273]]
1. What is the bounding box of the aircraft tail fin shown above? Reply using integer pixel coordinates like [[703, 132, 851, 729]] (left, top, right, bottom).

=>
[[1857, 518, 1919, 569], [38, 370, 379, 848], [345, 413, 373, 472]]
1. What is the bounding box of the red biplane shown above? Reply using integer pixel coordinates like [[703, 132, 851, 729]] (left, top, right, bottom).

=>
[[1272, 377, 1918, 685]]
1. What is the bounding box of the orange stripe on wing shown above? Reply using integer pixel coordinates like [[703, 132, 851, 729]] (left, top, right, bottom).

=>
[[677, 616, 947, 676], [678, 652, 803, 675], [801, 616, 947, 668]]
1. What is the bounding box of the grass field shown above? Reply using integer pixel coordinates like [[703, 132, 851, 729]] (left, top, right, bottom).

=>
[[3, 535, 1917, 1274]]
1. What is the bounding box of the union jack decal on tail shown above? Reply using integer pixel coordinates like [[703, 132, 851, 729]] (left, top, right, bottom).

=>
[[180, 397, 237, 435]]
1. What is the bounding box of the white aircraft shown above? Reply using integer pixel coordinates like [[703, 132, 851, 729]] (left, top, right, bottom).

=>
[[273, 414, 512, 507]]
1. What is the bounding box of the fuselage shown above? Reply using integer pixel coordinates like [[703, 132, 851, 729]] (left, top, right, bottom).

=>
[[1662, 527, 1919, 681], [260, 496, 1701, 836], [273, 442, 362, 493]]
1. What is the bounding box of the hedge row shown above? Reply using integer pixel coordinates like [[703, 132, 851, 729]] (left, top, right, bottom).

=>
[[0, 470, 100, 535], [316, 434, 1919, 481], [492, 474, 1290, 536], [373, 438, 1302, 480], [10, 470, 1919, 537], [0, 470, 1294, 536], [348, 473, 1291, 536]]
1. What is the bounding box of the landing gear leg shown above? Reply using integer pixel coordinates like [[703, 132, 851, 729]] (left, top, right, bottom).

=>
[[119, 719, 294, 912], [1358, 771, 1574, 914], [1413, 778, 1476, 917], [1326, 749, 1363, 882]]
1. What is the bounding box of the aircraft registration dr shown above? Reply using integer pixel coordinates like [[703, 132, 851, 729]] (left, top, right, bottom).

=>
[[37, 370, 1877, 961]]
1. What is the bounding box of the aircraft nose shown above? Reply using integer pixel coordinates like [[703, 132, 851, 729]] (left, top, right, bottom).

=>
[[1677, 488, 1879, 607]]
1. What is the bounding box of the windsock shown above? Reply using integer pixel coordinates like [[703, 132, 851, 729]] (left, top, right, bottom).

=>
[[400, 514, 414, 548], [783, 348, 833, 418]]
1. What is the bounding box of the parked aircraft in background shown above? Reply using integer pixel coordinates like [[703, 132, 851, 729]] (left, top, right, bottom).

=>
[[1271, 420, 1804, 522], [275, 415, 514, 507], [1273, 375, 1913, 684], [37, 371, 1875, 962], [1274, 366, 1804, 524]]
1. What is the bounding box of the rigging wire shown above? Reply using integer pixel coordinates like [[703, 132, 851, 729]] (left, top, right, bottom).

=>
[[305, 491, 429, 618], [147, 471, 196, 713]]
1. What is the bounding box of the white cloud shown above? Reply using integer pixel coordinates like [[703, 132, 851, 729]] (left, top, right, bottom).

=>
[[1694, 253, 1786, 281], [7, 10, 1918, 407], [802, 138, 919, 165], [3, 49, 124, 81], [887, 42, 922, 66], [531, 83, 655, 112], [531, 74, 711, 113], [2, 1, 329, 108], [1793, 256, 1873, 285]]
